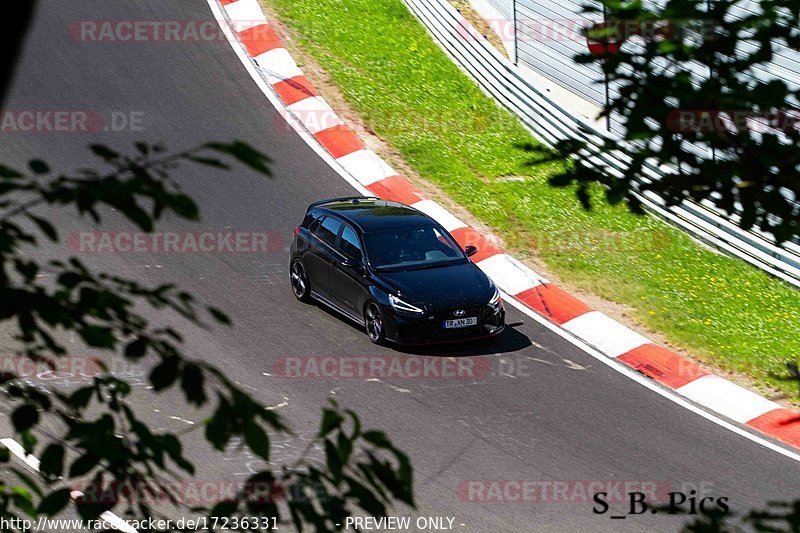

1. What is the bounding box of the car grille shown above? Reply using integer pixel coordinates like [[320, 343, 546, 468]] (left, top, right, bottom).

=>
[[434, 305, 488, 326]]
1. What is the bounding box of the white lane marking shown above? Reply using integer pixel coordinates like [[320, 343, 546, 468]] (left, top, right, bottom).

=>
[[0, 438, 139, 532], [677, 375, 780, 424], [205, 0, 800, 461], [336, 149, 397, 186], [476, 253, 542, 295], [1, 438, 40, 470], [265, 395, 290, 410], [561, 311, 650, 358], [410, 199, 467, 232], [207, 0, 371, 195]]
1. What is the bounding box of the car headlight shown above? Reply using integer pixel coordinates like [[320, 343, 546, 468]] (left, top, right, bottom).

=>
[[389, 294, 424, 315], [488, 287, 503, 309]]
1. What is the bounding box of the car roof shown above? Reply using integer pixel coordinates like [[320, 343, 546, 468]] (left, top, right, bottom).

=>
[[311, 197, 437, 232]]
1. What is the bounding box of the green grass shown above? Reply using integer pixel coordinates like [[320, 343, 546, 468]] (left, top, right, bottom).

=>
[[265, 0, 800, 401]]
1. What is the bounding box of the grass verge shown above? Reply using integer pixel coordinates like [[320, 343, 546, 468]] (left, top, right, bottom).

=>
[[265, 0, 800, 401]]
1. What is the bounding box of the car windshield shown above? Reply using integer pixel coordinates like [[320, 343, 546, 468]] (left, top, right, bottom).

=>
[[363, 225, 466, 271]]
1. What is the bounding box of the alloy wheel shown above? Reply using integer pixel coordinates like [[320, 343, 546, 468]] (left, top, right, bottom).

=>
[[365, 303, 384, 343], [291, 260, 310, 301]]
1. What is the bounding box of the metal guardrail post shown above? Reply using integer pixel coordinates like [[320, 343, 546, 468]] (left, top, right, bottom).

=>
[[512, 0, 518, 65]]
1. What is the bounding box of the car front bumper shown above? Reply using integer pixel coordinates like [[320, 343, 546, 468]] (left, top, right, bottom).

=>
[[383, 304, 505, 345]]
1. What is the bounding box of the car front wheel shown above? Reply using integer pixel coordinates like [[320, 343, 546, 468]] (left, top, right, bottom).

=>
[[364, 302, 386, 344]]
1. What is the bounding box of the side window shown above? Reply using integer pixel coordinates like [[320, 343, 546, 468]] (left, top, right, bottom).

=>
[[339, 225, 362, 260], [312, 216, 342, 247], [307, 215, 322, 234], [303, 210, 321, 230], [433, 227, 461, 256]]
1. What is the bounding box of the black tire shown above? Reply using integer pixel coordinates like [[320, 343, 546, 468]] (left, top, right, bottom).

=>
[[364, 301, 386, 345], [290, 259, 312, 303]]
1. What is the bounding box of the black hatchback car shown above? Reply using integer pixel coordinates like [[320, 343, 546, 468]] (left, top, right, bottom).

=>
[[290, 196, 505, 344]]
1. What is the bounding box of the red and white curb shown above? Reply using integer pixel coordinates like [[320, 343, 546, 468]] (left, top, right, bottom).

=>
[[213, 0, 800, 452]]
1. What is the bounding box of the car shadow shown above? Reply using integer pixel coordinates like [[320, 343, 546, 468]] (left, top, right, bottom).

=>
[[391, 323, 531, 356], [309, 300, 531, 356]]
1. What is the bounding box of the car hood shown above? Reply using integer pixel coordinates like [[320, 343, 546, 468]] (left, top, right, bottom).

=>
[[374, 261, 494, 310]]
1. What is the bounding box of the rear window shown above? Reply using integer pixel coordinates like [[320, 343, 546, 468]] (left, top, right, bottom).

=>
[[312, 216, 342, 247]]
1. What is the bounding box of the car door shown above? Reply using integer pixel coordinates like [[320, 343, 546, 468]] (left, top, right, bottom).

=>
[[304, 215, 342, 299], [329, 222, 367, 316]]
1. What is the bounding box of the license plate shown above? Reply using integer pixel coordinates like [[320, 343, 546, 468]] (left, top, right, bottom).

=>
[[442, 317, 478, 329]]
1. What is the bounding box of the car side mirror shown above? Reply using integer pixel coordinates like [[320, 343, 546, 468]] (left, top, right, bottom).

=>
[[465, 245, 478, 257]]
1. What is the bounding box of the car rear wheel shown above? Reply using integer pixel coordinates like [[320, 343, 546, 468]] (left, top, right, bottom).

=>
[[364, 302, 386, 344], [290, 259, 311, 302]]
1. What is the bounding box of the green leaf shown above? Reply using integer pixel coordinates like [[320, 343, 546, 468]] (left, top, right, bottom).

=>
[[12, 404, 39, 432], [325, 439, 342, 482], [20, 430, 37, 453], [0, 164, 22, 178], [79, 325, 115, 348], [169, 193, 199, 220], [181, 363, 206, 406], [69, 453, 99, 478], [320, 408, 344, 437], [75, 479, 114, 519], [69, 386, 95, 409], [124, 337, 147, 359], [39, 444, 65, 478], [362, 431, 392, 449], [345, 478, 386, 516], [57, 272, 82, 289], [337, 431, 353, 465], [207, 306, 231, 325], [37, 488, 71, 516], [205, 413, 227, 451], [11, 487, 37, 517], [150, 357, 180, 391], [28, 159, 50, 174], [12, 467, 43, 497], [89, 144, 119, 161], [205, 141, 272, 176], [244, 423, 270, 462], [184, 155, 230, 169], [210, 500, 238, 517], [27, 214, 58, 241]]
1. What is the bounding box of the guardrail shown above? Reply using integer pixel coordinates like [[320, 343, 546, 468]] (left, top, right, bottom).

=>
[[403, 0, 800, 288]]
